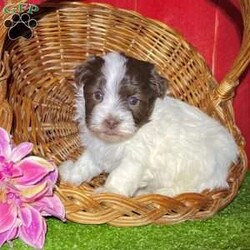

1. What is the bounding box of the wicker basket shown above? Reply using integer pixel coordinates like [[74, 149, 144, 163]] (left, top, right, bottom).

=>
[[0, 0, 249, 226]]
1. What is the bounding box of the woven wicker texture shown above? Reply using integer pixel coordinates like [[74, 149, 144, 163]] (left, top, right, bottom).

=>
[[0, 0, 249, 226]]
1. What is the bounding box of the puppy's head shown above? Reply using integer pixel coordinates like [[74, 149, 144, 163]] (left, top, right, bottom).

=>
[[75, 52, 167, 143]]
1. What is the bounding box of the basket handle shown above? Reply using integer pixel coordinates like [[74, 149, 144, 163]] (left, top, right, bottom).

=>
[[213, 0, 250, 104]]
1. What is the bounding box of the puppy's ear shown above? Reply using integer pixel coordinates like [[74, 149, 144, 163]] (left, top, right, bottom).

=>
[[149, 68, 168, 98], [75, 56, 104, 86]]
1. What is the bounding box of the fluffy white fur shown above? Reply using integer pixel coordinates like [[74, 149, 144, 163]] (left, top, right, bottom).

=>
[[60, 95, 238, 197], [59, 52, 238, 197]]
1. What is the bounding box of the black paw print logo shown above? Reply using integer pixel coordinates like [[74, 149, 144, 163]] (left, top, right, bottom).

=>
[[4, 13, 37, 40]]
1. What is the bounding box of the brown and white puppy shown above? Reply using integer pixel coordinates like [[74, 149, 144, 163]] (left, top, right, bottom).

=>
[[74, 52, 166, 143], [59, 52, 238, 197]]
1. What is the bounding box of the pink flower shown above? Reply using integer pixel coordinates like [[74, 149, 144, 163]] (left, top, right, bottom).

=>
[[0, 128, 65, 249]]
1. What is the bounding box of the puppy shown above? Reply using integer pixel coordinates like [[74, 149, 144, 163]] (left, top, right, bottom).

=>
[[59, 52, 238, 197]]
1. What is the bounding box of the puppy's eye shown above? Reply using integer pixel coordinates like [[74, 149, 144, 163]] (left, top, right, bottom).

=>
[[93, 90, 104, 102], [128, 96, 140, 106]]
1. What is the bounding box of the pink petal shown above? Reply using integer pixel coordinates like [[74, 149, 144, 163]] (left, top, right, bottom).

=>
[[36, 217, 47, 249], [47, 164, 59, 186], [14, 156, 56, 185], [42, 167, 59, 196], [0, 230, 10, 248], [11, 166, 23, 178], [19, 205, 46, 249], [0, 203, 17, 234], [0, 128, 11, 159], [9, 142, 33, 163], [19, 182, 49, 202], [0, 224, 19, 248], [18, 206, 32, 227], [34, 195, 66, 221]]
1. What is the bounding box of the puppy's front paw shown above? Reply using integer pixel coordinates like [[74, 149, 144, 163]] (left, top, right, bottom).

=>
[[59, 160, 74, 182], [59, 160, 84, 186]]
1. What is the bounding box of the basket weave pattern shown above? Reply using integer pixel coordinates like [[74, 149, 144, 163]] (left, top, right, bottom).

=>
[[0, 0, 249, 226]]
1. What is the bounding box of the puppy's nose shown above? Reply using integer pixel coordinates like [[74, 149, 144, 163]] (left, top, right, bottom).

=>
[[103, 117, 120, 130]]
